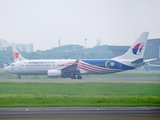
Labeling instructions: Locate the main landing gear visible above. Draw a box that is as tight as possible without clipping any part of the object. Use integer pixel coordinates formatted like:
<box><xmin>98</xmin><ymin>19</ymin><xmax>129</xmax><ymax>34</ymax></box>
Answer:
<box><xmin>71</xmin><ymin>75</ymin><xmax>82</xmax><ymax>79</ymax></box>
<box><xmin>77</xmin><ymin>75</ymin><xmax>82</xmax><ymax>79</ymax></box>
<box><xmin>71</xmin><ymin>74</ymin><xmax>76</xmax><ymax>79</ymax></box>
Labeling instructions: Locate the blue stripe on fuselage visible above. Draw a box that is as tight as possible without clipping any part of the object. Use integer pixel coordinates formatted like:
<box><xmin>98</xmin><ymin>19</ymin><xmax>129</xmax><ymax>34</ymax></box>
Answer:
<box><xmin>81</xmin><ymin>59</ymin><xmax>134</xmax><ymax>70</ymax></box>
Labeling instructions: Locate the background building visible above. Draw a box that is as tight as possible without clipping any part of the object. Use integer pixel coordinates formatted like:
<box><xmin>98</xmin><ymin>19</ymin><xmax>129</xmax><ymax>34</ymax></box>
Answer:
<box><xmin>96</xmin><ymin>39</ymin><xmax>101</xmax><ymax>46</ymax></box>
<box><xmin>0</xmin><ymin>39</ymin><xmax>33</xmax><ymax>53</ymax></box>
<box><xmin>144</xmin><ymin>38</ymin><xmax>160</xmax><ymax>60</ymax></box>
<box><xmin>16</xmin><ymin>44</ymin><xmax>33</xmax><ymax>53</ymax></box>
<box><xmin>143</xmin><ymin>38</ymin><xmax>160</xmax><ymax>70</ymax></box>
<box><xmin>0</xmin><ymin>39</ymin><xmax>10</xmax><ymax>51</ymax></box>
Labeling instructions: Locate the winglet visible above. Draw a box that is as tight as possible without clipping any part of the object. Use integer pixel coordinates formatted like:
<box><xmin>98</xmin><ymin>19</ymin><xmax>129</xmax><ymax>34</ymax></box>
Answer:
<box><xmin>77</xmin><ymin>55</ymin><xmax>81</xmax><ymax>62</ymax></box>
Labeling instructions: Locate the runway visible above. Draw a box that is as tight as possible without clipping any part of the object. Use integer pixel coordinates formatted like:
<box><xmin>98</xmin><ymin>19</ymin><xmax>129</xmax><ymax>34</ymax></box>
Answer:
<box><xmin>0</xmin><ymin>107</ymin><xmax>160</xmax><ymax>120</ymax></box>
<box><xmin>0</xmin><ymin>78</ymin><xmax>160</xmax><ymax>83</ymax></box>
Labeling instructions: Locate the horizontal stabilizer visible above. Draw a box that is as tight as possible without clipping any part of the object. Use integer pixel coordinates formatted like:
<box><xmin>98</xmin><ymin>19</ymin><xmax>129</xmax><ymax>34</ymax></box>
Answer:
<box><xmin>144</xmin><ymin>58</ymin><xmax>157</xmax><ymax>63</ymax></box>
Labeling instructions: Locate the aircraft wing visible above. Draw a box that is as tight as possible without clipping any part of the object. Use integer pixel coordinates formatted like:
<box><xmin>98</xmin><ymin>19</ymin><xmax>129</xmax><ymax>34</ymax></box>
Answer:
<box><xmin>62</xmin><ymin>55</ymin><xmax>81</xmax><ymax>73</ymax></box>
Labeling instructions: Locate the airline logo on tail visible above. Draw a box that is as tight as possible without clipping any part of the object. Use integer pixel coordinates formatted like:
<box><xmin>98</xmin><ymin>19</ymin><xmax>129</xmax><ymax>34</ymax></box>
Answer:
<box><xmin>13</xmin><ymin>52</ymin><xmax>19</xmax><ymax>59</ymax></box>
<box><xmin>132</xmin><ymin>43</ymin><xmax>145</xmax><ymax>55</ymax></box>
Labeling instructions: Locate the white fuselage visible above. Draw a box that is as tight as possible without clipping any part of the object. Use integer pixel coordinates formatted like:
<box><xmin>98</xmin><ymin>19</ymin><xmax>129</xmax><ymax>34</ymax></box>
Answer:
<box><xmin>4</xmin><ymin>58</ymin><xmax>141</xmax><ymax>77</ymax></box>
<box><xmin>5</xmin><ymin>59</ymin><xmax>76</xmax><ymax>75</ymax></box>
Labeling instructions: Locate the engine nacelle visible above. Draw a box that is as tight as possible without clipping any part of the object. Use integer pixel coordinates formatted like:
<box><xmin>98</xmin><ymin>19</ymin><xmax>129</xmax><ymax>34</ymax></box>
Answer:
<box><xmin>47</xmin><ymin>69</ymin><xmax>62</xmax><ymax>77</ymax></box>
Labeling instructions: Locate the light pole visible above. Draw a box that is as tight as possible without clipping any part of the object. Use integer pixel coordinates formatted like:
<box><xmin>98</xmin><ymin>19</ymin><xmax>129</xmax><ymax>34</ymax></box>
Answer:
<box><xmin>85</xmin><ymin>39</ymin><xmax>87</xmax><ymax>59</ymax></box>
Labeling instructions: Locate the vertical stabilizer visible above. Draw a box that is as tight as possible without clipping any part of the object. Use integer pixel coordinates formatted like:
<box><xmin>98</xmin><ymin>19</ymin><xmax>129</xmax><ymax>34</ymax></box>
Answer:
<box><xmin>11</xmin><ymin>44</ymin><xmax>27</xmax><ymax>62</ymax></box>
<box><xmin>115</xmin><ymin>32</ymin><xmax>149</xmax><ymax>61</ymax></box>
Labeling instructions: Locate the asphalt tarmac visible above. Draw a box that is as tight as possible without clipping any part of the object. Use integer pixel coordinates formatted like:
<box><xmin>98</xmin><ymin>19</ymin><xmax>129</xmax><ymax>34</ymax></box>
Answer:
<box><xmin>0</xmin><ymin>107</ymin><xmax>160</xmax><ymax>120</ymax></box>
<box><xmin>0</xmin><ymin>78</ymin><xmax>160</xmax><ymax>83</ymax></box>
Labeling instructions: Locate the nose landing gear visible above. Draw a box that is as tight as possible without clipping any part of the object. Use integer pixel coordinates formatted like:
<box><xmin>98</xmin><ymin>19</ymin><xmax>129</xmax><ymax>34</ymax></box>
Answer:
<box><xmin>17</xmin><ymin>75</ymin><xmax>21</xmax><ymax>79</ymax></box>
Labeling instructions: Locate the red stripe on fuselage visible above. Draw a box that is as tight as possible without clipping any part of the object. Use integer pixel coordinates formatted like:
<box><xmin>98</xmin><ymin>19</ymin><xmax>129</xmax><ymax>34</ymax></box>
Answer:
<box><xmin>78</xmin><ymin>62</ymin><xmax>121</xmax><ymax>73</ymax></box>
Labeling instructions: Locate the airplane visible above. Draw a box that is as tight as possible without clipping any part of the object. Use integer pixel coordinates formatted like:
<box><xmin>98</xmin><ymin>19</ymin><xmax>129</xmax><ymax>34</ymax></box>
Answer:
<box><xmin>5</xmin><ymin>32</ymin><xmax>149</xmax><ymax>79</ymax></box>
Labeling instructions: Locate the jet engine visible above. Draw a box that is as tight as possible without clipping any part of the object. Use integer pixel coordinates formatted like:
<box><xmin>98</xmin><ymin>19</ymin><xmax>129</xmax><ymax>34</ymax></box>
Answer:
<box><xmin>47</xmin><ymin>69</ymin><xmax>61</xmax><ymax>77</ymax></box>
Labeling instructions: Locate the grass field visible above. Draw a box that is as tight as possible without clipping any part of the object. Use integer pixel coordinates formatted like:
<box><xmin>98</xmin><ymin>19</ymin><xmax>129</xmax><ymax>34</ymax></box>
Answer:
<box><xmin>0</xmin><ymin>82</ymin><xmax>160</xmax><ymax>107</ymax></box>
<box><xmin>0</xmin><ymin>72</ymin><xmax>160</xmax><ymax>79</ymax></box>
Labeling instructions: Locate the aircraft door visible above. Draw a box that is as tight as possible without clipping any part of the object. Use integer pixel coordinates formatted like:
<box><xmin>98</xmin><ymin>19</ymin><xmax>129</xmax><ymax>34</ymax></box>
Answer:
<box><xmin>19</xmin><ymin>64</ymin><xmax>23</xmax><ymax>70</ymax></box>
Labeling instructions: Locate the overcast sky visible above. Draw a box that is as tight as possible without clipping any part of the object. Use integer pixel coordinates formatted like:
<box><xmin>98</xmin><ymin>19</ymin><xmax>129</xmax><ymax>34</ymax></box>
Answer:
<box><xmin>0</xmin><ymin>0</ymin><xmax>160</xmax><ymax>51</ymax></box>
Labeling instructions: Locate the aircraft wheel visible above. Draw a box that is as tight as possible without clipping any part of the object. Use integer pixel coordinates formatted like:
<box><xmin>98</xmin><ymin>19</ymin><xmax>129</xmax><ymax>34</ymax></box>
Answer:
<box><xmin>17</xmin><ymin>75</ymin><xmax>21</xmax><ymax>79</ymax></box>
<box><xmin>71</xmin><ymin>75</ymin><xmax>76</xmax><ymax>79</ymax></box>
<box><xmin>77</xmin><ymin>75</ymin><xmax>82</xmax><ymax>79</ymax></box>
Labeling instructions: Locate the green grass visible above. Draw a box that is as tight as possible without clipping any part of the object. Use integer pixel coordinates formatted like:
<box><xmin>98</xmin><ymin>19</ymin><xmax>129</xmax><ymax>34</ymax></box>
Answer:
<box><xmin>84</xmin><ymin>73</ymin><xmax>160</xmax><ymax>78</ymax></box>
<box><xmin>0</xmin><ymin>72</ymin><xmax>54</xmax><ymax>79</ymax></box>
<box><xmin>0</xmin><ymin>82</ymin><xmax>160</xmax><ymax>107</ymax></box>
<box><xmin>0</xmin><ymin>72</ymin><xmax>160</xmax><ymax>79</ymax></box>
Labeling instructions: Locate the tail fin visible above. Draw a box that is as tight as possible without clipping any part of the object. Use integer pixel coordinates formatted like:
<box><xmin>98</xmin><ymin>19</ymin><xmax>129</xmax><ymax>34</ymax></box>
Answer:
<box><xmin>11</xmin><ymin>44</ymin><xmax>27</xmax><ymax>62</ymax></box>
<box><xmin>115</xmin><ymin>32</ymin><xmax>149</xmax><ymax>61</ymax></box>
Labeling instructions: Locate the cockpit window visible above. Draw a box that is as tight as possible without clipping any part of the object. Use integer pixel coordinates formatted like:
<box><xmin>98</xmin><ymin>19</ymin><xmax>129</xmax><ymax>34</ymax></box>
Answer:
<box><xmin>10</xmin><ymin>64</ymin><xmax>14</xmax><ymax>66</ymax></box>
